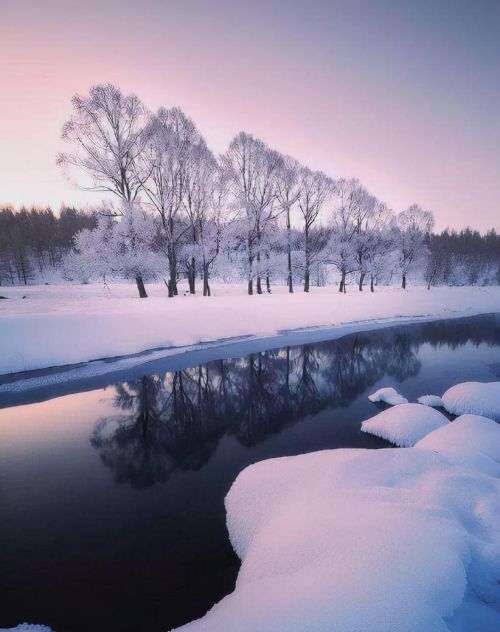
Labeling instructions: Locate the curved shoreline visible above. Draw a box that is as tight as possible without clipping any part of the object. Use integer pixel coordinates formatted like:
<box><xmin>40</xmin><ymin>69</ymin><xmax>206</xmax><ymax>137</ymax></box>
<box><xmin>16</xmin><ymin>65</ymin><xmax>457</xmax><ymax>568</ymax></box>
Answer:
<box><xmin>1</xmin><ymin>310</ymin><xmax>498</xmax><ymax>408</ymax></box>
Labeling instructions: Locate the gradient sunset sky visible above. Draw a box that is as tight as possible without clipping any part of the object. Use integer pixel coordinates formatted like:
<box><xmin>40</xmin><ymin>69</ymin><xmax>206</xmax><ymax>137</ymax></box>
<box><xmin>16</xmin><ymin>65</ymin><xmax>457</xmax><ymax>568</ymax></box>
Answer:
<box><xmin>1</xmin><ymin>0</ymin><xmax>499</xmax><ymax>231</ymax></box>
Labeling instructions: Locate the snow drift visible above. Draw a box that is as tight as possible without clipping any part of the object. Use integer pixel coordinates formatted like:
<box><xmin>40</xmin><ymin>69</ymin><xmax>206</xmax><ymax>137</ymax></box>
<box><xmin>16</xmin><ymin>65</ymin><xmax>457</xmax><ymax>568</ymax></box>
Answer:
<box><xmin>368</xmin><ymin>386</ymin><xmax>408</xmax><ymax>405</ymax></box>
<box><xmin>360</xmin><ymin>403</ymin><xmax>449</xmax><ymax>447</ymax></box>
<box><xmin>176</xmin><ymin>419</ymin><xmax>500</xmax><ymax>632</ymax></box>
<box><xmin>442</xmin><ymin>381</ymin><xmax>500</xmax><ymax>420</ymax></box>
<box><xmin>417</xmin><ymin>394</ymin><xmax>444</xmax><ymax>407</ymax></box>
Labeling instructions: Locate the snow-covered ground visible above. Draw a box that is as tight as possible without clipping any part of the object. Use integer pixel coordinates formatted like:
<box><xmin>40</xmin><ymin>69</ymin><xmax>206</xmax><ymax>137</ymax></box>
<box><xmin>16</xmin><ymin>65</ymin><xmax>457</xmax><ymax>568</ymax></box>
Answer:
<box><xmin>176</xmin><ymin>414</ymin><xmax>500</xmax><ymax>632</ymax></box>
<box><xmin>1</xmin><ymin>283</ymin><xmax>499</xmax><ymax>377</ymax></box>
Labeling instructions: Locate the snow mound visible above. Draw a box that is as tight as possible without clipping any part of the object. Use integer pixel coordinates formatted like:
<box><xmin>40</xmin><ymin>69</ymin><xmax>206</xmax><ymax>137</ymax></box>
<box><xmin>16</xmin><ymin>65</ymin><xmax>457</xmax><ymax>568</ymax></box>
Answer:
<box><xmin>176</xmin><ymin>420</ymin><xmax>500</xmax><ymax>632</ymax></box>
<box><xmin>417</xmin><ymin>394</ymin><xmax>444</xmax><ymax>407</ymax></box>
<box><xmin>442</xmin><ymin>381</ymin><xmax>500</xmax><ymax>420</ymax></box>
<box><xmin>415</xmin><ymin>415</ymin><xmax>500</xmax><ymax>474</ymax></box>
<box><xmin>361</xmin><ymin>403</ymin><xmax>449</xmax><ymax>447</ymax></box>
<box><xmin>368</xmin><ymin>386</ymin><xmax>408</xmax><ymax>405</ymax></box>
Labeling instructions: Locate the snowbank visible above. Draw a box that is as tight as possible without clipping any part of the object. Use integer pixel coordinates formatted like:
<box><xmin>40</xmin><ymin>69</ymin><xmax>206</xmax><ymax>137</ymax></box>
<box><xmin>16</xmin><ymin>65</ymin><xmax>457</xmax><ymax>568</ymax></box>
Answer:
<box><xmin>176</xmin><ymin>418</ymin><xmax>500</xmax><ymax>632</ymax></box>
<box><xmin>417</xmin><ymin>394</ymin><xmax>444</xmax><ymax>407</ymax></box>
<box><xmin>442</xmin><ymin>381</ymin><xmax>500</xmax><ymax>420</ymax></box>
<box><xmin>361</xmin><ymin>403</ymin><xmax>449</xmax><ymax>447</ymax></box>
<box><xmin>1</xmin><ymin>284</ymin><xmax>499</xmax><ymax>376</ymax></box>
<box><xmin>368</xmin><ymin>386</ymin><xmax>408</xmax><ymax>405</ymax></box>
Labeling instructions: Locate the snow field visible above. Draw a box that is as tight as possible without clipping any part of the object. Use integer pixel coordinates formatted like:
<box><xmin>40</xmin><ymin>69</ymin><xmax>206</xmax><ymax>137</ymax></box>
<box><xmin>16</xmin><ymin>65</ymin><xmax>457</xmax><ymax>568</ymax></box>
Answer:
<box><xmin>1</xmin><ymin>283</ymin><xmax>499</xmax><ymax>376</ymax></box>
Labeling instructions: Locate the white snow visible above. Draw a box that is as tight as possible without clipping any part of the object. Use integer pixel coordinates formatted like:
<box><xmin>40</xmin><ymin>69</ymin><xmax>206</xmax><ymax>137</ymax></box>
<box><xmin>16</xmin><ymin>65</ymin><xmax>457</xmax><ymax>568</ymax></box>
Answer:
<box><xmin>175</xmin><ymin>417</ymin><xmax>500</xmax><ymax>632</ymax></box>
<box><xmin>361</xmin><ymin>403</ymin><xmax>449</xmax><ymax>447</ymax></box>
<box><xmin>0</xmin><ymin>284</ymin><xmax>499</xmax><ymax>376</ymax></box>
<box><xmin>368</xmin><ymin>386</ymin><xmax>408</xmax><ymax>405</ymax></box>
<box><xmin>442</xmin><ymin>381</ymin><xmax>500</xmax><ymax>421</ymax></box>
<box><xmin>415</xmin><ymin>414</ymin><xmax>500</xmax><ymax>474</ymax></box>
<box><xmin>417</xmin><ymin>394</ymin><xmax>444</xmax><ymax>407</ymax></box>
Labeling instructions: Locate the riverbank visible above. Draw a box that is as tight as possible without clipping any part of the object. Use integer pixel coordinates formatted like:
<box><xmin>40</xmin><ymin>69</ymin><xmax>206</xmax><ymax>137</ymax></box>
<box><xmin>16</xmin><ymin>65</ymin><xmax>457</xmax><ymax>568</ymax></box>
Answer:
<box><xmin>1</xmin><ymin>283</ymin><xmax>499</xmax><ymax>376</ymax></box>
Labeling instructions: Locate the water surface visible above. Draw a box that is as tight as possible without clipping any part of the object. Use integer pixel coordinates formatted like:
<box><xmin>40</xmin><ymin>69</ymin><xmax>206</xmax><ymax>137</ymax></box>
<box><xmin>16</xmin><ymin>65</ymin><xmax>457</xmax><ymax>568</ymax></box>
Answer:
<box><xmin>1</xmin><ymin>314</ymin><xmax>499</xmax><ymax>632</ymax></box>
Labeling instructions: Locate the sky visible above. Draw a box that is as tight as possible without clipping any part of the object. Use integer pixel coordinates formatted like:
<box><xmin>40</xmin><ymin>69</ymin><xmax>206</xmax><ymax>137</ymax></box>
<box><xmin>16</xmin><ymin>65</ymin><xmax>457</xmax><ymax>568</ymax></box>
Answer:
<box><xmin>1</xmin><ymin>0</ymin><xmax>499</xmax><ymax>231</ymax></box>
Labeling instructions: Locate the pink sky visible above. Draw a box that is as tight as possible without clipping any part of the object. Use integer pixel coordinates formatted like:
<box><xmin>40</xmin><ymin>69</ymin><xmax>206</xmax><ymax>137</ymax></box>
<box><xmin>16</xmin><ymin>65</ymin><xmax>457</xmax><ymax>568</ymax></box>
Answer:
<box><xmin>1</xmin><ymin>0</ymin><xmax>499</xmax><ymax>231</ymax></box>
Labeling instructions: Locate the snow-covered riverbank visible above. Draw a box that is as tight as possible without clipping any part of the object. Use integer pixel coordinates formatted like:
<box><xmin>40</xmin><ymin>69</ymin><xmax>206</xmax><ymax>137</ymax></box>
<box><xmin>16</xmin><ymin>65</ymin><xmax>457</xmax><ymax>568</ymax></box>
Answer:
<box><xmin>1</xmin><ymin>283</ymin><xmax>499</xmax><ymax>376</ymax></box>
<box><xmin>176</xmin><ymin>410</ymin><xmax>500</xmax><ymax>632</ymax></box>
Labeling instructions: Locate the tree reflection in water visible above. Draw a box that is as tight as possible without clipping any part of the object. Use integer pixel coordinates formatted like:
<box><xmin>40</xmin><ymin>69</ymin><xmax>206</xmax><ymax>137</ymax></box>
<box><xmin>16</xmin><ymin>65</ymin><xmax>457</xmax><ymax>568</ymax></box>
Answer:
<box><xmin>91</xmin><ymin>315</ymin><xmax>500</xmax><ymax>488</ymax></box>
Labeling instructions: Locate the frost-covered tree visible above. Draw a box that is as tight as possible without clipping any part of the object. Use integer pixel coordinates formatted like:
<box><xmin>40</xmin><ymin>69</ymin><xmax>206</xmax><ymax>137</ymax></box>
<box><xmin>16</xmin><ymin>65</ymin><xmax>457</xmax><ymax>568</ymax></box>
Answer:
<box><xmin>139</xmin><ymin>107</ymin><xmax>205</xmax><ymax>297</ymax></box>
<box><xmin>394</xmin><ymin>204</ymin><xmax>434</xmax><ymax>289</ymax></box>
<box><xmin>298</xmin><ymin>168</ymin><xmax>332</xmax><ymax>292</ymax></box>
<box><xmin>327</xmin><ymin>178</ymin><xmax>367</xmax><ymax>292</ymax></box>
<box><xmin>363</xmin><ymin>203</ymin><xmax>395</xmax><ymax>291</ymax></box>
<box><xmin>222</xmin><ymin>133</ymin><xmax>281</xmax><ymax>294</ymax></box>
<box><xmin>192</xmin><ymin>163</ymin><xmax>238</xmax><ymax>296</ymax></box>
<box><xmin>275</xmin><ymin>155</ymin><xmax>301</xmax><ymax>293</ymax></box>
<box><xmin>66</xmin><ymin>202</ymin><xmax>161</xmax><ymax>290</ymax></box>
<box><xmin>58</xmin><ymin>83</ymin><xmax>149</xmax><ymax>296</ymax></box>
<box><xmin>182</xmin><ymin>141</ymin><xmax>218</xmax><ymax>294</ymax></box>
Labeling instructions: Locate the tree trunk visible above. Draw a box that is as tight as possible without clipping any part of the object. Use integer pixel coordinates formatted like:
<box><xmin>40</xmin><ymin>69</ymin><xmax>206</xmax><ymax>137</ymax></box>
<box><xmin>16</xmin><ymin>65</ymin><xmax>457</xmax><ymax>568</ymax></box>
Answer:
<box><xmin>402</xmin><ymin>273</ymin><xmax>406</xmax><ymax>290</ymax></box>
<box><xmin>247</xmin><ymin>239</ymin><xmax>254</xmax><ymax>295</ymax></box>
<box><xmin>287</xmin><ymin>230</ymin><xmax>293</xmax><ymax>293</ymax></box>
<box><xmin>304</xmin><ymin>226</ymin><xmax>309</xmax><ymax>292</ymax></box>
<box><xmin>370</xmin><ymin>275</ymin><xmax>374</xmax><ymax>292</ymax></box>
<box><xmin>167</xmin><ymin>249</ymin><xmax>178</xmax><ymax>297</ymax></box>
<box><xmin>304</xmin><ymin>270</ymin><xmax>310</xmax><ymax>293</ymax></box>
<box><xmin>135</xmin><ymin>274</ymin><xmax>147</xmax><ymax>298</ymax></box>
<box><xmin>203</xmin><ymin>262</ymin><xmax>211</xmax><ymax>296</ymax></box>
<box><xmin>256</xmin><ymin>227</ymin><xmax>262</xmax><ymax>294</ymax></box>
<box><xmin>188</xmin><ymin>256</ymin><xmax>196</xmax><ymax>294</ymax></box>
<box><xmin>339</xmin><ymin>272</ymin><xmax>345</xmax><ymax>293</ymax></box>
<box><xmin>358</xmin><ymin>272</ymin><xmax>365</xmax><ymax>291</ymax></box>
<box><xmin>256</xmin><ymin>250</ymin><xmax>262</xmax><ymax>294</ymax></box>
<box><xmin>266</xmin><ymin>273</ymin><xmax>271</xmax><ymax>293</ymax></box>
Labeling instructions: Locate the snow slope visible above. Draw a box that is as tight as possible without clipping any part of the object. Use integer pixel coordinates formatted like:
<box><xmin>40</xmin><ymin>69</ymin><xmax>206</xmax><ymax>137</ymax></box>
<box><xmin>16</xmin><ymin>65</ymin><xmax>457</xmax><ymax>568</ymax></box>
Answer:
<box><xmin>176</xmin><ymin>419</ymin><xmax>500</xmax><ymax>632</ymax></box>
<box><xmin>1</xmin><ymin>284</ymin><xmax>499</xmax><ymax>376</ymax></box>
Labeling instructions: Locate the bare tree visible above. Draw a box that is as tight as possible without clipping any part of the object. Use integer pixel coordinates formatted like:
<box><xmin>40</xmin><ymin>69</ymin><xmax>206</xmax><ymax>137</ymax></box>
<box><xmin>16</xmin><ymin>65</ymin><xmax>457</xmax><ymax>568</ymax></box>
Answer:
<box><xmin>58</xmin><ymin>83</ymin><xmax>149</xmax><ymax>297</ymax></box>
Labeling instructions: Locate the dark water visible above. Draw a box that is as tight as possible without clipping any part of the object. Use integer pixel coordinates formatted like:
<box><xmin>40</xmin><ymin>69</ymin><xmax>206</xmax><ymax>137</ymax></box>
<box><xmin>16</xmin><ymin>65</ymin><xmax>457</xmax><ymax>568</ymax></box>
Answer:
<box><xmin>1</xmin><ymin>314</ymin><xmax>499</xmax><ymax>632</ymax></box>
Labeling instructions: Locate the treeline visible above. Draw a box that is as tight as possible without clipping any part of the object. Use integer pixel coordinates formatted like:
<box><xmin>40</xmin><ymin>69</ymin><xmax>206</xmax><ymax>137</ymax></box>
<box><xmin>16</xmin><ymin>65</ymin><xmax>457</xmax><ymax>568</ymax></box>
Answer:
<box><xmin>2</xmin><ymin>83</ymin><xmax>499</xmax><ymax>293</ymax></box>
<box><xmin>1</xmin><ymin>203</ymin><xmax>498</xmax><ymax>290</ymax></box>
<box><xmin>0</xmin><ymin>206</ymin><xmax>96</xmax><ymax>285</ymax></box>
<box><xmin>425</xmin><ymin>229</ymin><xmax>500</xmax><ymax>287</ymax></box>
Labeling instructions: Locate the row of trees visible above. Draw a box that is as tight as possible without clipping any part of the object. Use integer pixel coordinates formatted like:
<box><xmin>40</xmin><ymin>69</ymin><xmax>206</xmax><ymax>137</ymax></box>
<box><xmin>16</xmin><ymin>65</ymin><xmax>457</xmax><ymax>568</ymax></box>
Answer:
<box><xmin>2</xmin><ymin>84</ymin><xmax>499</xmax><ymax>293</ymax></box>
<box><xmin>2</xmin><ymin>203</ymin><xmax>498</xmax><ymax>290</ymax></box>
<box><xmin>57</xmin><ymin>84</ymin><xmax>439</xmax><ymax>298</ymax></box>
